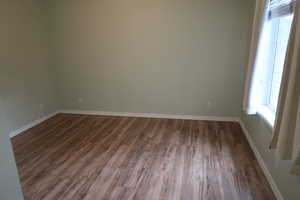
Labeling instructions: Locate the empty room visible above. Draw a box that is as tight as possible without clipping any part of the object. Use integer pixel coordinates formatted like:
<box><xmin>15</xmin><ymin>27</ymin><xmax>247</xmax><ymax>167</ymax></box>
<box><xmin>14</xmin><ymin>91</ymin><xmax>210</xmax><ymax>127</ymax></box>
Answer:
<box><xmin>1</xmin><ymin>0</ymin><xmax>300</xmax><ymax>199</ymax></box>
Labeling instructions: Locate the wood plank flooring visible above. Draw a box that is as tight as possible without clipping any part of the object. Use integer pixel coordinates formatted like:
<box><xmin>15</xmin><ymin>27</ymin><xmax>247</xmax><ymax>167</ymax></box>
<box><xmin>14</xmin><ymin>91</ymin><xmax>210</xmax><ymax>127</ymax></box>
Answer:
<box><xmin>11</xmin><ymin>114</ymin><xmax>276</xmax><ymax>200</ymax></box>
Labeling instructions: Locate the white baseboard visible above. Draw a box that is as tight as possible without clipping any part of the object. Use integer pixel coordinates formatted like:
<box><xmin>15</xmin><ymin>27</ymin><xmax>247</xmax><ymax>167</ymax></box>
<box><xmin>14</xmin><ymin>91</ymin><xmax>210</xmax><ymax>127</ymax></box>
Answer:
<box><xmin>9</xmin><ymin>111</ymin><xmax>59</xmax><ymax>138</ymax></box>
<box><xmin>8</xmin><ymin>109</ymin><xmax>239</xmax><ymax>138</ymax></box>
<box><xmin>238</xmin><ymin>119</ymin><xmax>284</xmax><ymax>200</ymax></box>
<box><xmin>59</xmin><ymin>110</ymin><xmax>240</xmax><ymax>122</ymax></box>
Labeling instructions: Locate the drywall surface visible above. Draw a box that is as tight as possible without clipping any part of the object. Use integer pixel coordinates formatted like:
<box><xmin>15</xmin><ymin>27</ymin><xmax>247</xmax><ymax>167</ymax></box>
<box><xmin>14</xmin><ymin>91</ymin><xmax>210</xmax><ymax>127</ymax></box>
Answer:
<box><xmin>50</xmin><ymin>0</ymin><xmax>251</xmax><ymax>117</ymax></box>
<box><xmin>0</xmin><ymin>119</ymin><xmax>24</xmax><ymax>200</ymax></box>
<box><xmin>241</xmin><ymin>114</ymin><xmax>300</xmax><ymax>200</ymax></box>
<box><xmin>0</xmin><ymin>0</ymin><xmax>60</xmax><ymax>135</ymax></box>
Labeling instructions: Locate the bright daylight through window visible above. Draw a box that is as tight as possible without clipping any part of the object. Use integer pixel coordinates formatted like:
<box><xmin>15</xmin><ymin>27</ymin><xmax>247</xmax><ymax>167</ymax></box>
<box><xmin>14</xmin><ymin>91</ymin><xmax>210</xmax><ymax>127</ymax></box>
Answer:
<box><xmin>257</xmin><ymin>0</ymin><xmax>294</xmax><ymax>126</ymax></box>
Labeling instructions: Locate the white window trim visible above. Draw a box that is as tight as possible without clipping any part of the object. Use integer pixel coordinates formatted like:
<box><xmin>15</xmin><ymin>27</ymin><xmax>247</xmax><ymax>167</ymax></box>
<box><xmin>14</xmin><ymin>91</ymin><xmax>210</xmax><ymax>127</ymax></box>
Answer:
<box><xmin>257</xmin><ymin>105</ymin><xmax>276</xmax><ymax>129</ymax></box>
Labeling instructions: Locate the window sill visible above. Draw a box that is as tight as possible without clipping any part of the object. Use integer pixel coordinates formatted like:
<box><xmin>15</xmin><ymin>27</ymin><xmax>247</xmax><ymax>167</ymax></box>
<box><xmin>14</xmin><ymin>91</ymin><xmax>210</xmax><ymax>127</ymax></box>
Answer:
<box><xmin>257</xmin><ymin>105</ymin><xmax>275</xmax><ymax>130</ymax></box>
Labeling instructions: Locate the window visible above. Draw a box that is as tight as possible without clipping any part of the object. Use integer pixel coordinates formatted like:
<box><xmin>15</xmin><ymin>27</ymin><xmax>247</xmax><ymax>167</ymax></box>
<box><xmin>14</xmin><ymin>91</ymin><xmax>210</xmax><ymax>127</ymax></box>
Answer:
<box><xmin>264</xmin><ymin>14</ymin><xmax>293</xmax><ymax>112</ymax></box>
<box><xmin>257</xmin><ymin>0</ymin><xmax>294</xmax><ymax>126</ymax></box>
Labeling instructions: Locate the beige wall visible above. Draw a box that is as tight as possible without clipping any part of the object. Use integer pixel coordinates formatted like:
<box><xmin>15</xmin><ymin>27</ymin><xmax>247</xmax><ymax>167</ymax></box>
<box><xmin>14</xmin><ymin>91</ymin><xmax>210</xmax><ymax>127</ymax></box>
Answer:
<box><xmin>0</xmin><ymin>0</ymin><xmax>60</xmax><ymax>135</ymax></box>
<box><xmin>0</xmin><ymin>0</ymin><xmax>62</xmax><ymax>199</ymax></box>
<box><xmin>0</xmin><ymin>110</ymin><xmax>24</xmax><ymax>200</ymax></box>
<box><xmin>50</xmin><ymin>0</ymin><xmax>252</xmax><ymax>117</ymax></box>
<box><xmin>0</xmin><ymin>88</ymin><xmax>24</xmax><ymax>199</ymax></box>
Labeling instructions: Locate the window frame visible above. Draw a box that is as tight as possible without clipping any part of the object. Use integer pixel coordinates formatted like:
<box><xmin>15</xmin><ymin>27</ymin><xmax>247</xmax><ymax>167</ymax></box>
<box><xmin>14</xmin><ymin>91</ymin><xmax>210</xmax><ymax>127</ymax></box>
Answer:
<box><xmin>256</xmin><ymin>2</ymin><xmax>294</xmax><ymax>128</ymax></box>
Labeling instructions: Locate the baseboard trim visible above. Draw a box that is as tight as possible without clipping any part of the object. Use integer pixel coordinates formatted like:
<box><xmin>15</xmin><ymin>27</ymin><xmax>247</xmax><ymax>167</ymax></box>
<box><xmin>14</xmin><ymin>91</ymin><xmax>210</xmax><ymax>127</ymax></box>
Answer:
<box><xmin>9</xmin><ymin>111</ymin><xmax>59</xmax><ymax>138</ymax></box>
<box><xmin>238</xmin><ymin>119</ymin><xmax>284</xmax><ymax>200</ymax></box>
<box><xmin>59</xmin><ymin>110</ymin><xmax>240</xmax><ymax>122</ymax></box>
<box><xmin>8</xmin><ymin>110</ymin><xmax>240</xmax><ymax>138</ymax></box>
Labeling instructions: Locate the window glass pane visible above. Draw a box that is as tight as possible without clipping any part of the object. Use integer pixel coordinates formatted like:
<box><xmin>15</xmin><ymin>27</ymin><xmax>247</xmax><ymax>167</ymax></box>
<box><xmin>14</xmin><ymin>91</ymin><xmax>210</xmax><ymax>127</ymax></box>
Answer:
<box><xmin>267</xmin><ymin>14</ymin><xmax>293</xmax><ymax>112</ymax></box>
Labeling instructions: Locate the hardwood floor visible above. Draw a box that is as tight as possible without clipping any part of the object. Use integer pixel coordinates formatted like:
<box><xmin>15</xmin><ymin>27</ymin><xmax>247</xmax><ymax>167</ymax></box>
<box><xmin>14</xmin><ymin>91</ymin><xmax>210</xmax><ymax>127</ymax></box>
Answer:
<box><xmin>11</xmin><ymin>114</ymin><xmax>276</xmax><ymax>200</ymax></box>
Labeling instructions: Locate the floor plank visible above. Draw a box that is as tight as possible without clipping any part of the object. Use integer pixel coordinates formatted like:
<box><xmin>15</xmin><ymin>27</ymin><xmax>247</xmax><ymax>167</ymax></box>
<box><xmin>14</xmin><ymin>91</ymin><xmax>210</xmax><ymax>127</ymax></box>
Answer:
<box><xmin>11</xmin><ymin>114</ymin><xmax>276</xmax><ymax>200</ymax></box>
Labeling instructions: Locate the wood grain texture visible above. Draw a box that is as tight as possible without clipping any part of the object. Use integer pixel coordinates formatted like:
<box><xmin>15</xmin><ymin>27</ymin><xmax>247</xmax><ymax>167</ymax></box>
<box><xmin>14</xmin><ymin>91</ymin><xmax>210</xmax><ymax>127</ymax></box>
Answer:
<box><xmin>11</xmin><ymin>114</ymin><xmax>276</xmax><ymax>200</ymax></box>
